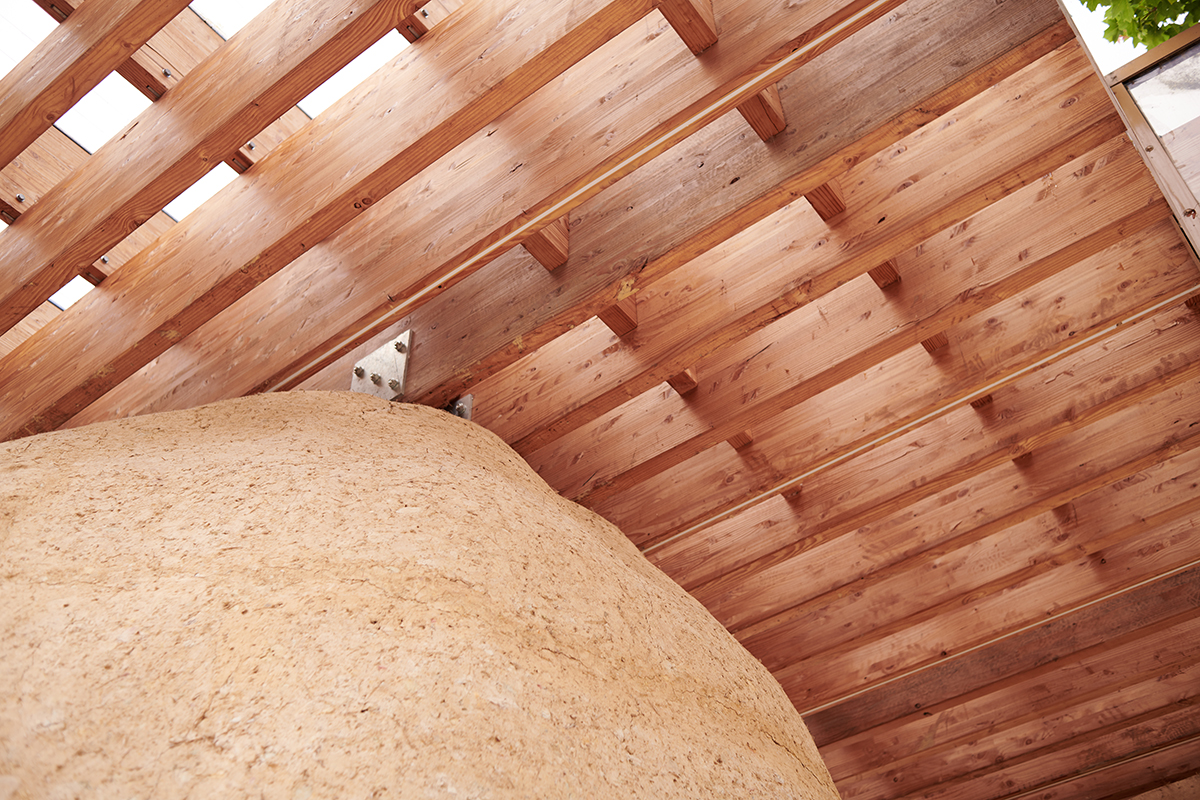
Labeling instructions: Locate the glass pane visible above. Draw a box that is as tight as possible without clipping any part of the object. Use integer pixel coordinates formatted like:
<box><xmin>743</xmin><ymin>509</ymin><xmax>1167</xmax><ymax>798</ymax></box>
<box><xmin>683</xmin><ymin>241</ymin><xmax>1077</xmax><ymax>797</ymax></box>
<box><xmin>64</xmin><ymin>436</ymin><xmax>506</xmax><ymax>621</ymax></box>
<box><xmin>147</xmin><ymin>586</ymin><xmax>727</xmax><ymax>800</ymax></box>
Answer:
<box><xmin>1129</xmin><ymin>38</ymin><xmax>1200</xmax><ymax>195</ymax></box>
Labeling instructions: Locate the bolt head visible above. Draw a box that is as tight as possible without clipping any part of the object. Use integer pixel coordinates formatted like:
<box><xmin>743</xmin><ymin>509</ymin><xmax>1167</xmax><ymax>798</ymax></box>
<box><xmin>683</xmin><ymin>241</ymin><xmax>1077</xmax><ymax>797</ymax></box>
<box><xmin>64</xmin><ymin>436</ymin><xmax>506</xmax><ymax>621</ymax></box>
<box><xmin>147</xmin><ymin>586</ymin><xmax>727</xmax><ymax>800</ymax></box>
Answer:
<box><xmin>15</xmin><ymin>194</ymin><xmax>25</xmax><ymax>203</ymax></box>
<box><xmin>370</xmin><ymin>373</ymin><xmax>382</xmax><ymax>385</ymax></box>
<box><xmin>388</xmin><ymin>379</ymin><xmax>400</xmax><ymax>391</ymax></box>
<box><xmin>354</xmin><ymin>366</ymin><xmax>365</xmax><ymax>378</ymax></box>
<box><xmin>395</xmin><ymin>341</ymin><xmax>407</xmax><ymax>353</ymax></box>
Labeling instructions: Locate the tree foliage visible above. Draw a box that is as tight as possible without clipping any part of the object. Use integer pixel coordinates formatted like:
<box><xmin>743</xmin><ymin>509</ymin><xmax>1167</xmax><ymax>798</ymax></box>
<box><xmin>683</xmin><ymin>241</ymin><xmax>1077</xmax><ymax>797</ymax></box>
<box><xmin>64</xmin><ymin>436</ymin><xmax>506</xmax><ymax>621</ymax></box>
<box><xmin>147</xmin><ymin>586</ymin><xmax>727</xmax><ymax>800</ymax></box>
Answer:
<box><xmin>1083</xmin><ymin>0</ymin><xmax>1200</xmax><ymax>48</ymax></box>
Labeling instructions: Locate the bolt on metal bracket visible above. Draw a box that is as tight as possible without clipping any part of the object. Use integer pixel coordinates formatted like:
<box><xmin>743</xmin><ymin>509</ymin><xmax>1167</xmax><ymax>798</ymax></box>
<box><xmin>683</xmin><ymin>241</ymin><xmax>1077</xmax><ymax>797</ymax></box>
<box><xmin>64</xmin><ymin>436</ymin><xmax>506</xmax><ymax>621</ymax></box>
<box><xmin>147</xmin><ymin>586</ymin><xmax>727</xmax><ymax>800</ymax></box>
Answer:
<box><xmin>350</xmin><ymin>330</ymin><xmax>412</xmax><ymax>401</ymax></box>
<box><xmin>445</xmin><ymin>394</ymin><xmax>473</xmax><ymax>420</ymax></box>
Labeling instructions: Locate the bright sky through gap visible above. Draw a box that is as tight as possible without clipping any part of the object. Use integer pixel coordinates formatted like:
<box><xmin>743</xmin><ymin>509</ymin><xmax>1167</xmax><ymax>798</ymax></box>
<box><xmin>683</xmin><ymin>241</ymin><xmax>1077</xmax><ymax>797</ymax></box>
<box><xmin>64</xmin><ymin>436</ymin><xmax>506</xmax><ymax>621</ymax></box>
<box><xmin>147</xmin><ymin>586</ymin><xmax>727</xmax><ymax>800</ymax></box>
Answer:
<box><xmin>164</xmin><ymin>162</ymin><xmax>241</xmax><ymax>221</ymax></box>
<box><xmin>298</xmin><ymin>29</ymin><xmax>410</xmax><ymax>118</ymax></box>
<box><xmin>188</xmin><ymin>0</ymin><xmax>275</xmax><ymax>40</ymax></box>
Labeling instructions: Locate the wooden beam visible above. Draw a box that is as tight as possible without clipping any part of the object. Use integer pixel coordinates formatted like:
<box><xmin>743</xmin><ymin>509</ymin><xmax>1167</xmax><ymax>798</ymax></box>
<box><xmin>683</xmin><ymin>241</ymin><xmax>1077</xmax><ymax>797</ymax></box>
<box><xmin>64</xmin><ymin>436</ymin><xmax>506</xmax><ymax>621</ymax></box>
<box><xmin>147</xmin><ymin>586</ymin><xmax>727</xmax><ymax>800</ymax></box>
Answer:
<box><xmin>0</xmin><ymin>0</ymin><xmax>415</xmax><ymax>336</ymax></box>
<box><xmin>2</xmin><ymin>0</ymin><xmax>676</xmax><ymax>439</ymax></box>
<box><xmin>0</xmin><ymin>0</ymin><xmax>192</xmax><ymax>170</ymax></box>
<box><xmin>0</xmin><ymin>126</ymin><xmax>86</xmax><ymax>221</ymax></box>
<box><xmin>524</xmin><ymin>135</ymin><xmax>1163</xmax><ymax>503</ymax></box>
<box><xmin>0</xmin><ymin>302</ymin><xmax>60</xmax><ymax>360</ymax></box>
<box><xmin>48</xmin><ymin>0</ymin><xmax>936</xmax><ymax>432</ymax></box>
<box><xmin>522</xmin><ymin>214</ymin><xmax>571</xmax><ymax>271</ymax></box>
<box><xmin>657</xmin><ymin>0</ymin><xmax>717</xmax><ymax>55</ymax></box>
<box><xmin>598</xmin><ymin>296</ymin><xmax>639</xmax><ymax>337</ymax></box>
<box><xmin>804</xmin><ymin>178</ymin><xmax>846</xmax><ymax>221</ymax></box>
<box><xmin>736</xmin><ymin>84</ymin><xmax>786</xmax><ymax>141</ymax></box>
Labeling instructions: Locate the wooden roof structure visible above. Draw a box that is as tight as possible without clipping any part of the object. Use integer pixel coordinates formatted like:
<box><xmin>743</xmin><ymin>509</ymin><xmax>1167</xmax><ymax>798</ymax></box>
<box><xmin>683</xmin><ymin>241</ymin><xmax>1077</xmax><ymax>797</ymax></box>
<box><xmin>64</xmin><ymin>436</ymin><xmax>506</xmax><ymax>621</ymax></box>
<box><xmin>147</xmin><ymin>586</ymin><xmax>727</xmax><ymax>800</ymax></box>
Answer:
<box><xmin>3</xmin><ymin>0</ymin><xmax>1200</xmax><ymax>796</ymax></box>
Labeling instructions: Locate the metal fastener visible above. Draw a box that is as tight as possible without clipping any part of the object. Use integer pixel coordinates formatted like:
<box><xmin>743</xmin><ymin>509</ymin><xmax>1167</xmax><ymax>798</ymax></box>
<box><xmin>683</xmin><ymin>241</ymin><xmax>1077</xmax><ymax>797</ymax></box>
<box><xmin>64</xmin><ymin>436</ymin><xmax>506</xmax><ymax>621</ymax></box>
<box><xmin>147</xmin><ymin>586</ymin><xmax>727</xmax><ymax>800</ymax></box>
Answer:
<box><xmin>395</xmin><ymin>341</ymin><xmax>407</xmax><ymax>353</ymax></box>
<box><xmin>354</xmin><ymin>366</ymin><xmax>365</xmax><ymax>378</ymax></box>
<box><xmin>1185</xmin><ymin>208</ymin><xmax>1197</xmax><ymax>219</ymax></box>
<box><xmin>388</xmin><ymin>379</ymin><xmax>401</xmax><ymax>391</ymax></box>
<box><xmin>247</xmin><ymin>142</ymin><xmax>255</xmax><ymax>150</ymax></box>
<box><xmin>100</xmin><ymin>256</ymin><xmax>109</xmax><ymax>264</ymax></box>
<box><xmin>370</xmin><ymin>373</ymin><xmax>382</xmax><ymax>385</ymax></box>
<box><xmin>163</xmin><ymin>68</ymin><xmax>172</xmax><ymax>78</ymax></box>
<box><xmin>15</xmin><ymin>194</ymin><xmax>24</xmax><ymax>203</ymax></box>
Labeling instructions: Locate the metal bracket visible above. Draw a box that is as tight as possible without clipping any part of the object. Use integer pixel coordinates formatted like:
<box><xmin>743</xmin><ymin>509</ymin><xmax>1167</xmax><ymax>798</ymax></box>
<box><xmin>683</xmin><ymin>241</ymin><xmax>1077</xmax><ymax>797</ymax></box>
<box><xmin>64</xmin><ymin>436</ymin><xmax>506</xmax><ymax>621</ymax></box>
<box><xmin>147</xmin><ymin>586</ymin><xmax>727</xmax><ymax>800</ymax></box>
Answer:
<box><xmin>350</xmin><ymin>330</ymin><xmax>412</xmax><ymax>400</ymax></box>
<box><xmin>445</xmin><ymin>394</ymin><xmax>473</xmax><ymax>420</ymax></box>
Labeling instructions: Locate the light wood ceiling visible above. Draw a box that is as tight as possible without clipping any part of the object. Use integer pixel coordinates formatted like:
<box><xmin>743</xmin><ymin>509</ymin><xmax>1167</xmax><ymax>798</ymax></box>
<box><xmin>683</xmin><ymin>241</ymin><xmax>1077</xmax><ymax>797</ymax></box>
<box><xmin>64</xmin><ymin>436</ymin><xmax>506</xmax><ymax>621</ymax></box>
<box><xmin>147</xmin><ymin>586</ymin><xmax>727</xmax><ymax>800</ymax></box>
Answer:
<box><xmin>2</xmin><ymin>0</ymin><xmax>1199</xmax><ymax>796</ymax></box>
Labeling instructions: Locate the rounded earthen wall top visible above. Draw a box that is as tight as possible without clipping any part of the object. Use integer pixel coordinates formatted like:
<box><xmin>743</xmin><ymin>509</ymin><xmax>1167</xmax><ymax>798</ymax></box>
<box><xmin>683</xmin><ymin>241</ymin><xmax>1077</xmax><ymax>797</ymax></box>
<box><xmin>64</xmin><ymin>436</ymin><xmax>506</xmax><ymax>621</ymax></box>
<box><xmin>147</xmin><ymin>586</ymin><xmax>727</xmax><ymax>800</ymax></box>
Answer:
<box><xmin>0</xmin><ymin>392</ymin><xmax>838</xmax><ymax>799</ymax></box>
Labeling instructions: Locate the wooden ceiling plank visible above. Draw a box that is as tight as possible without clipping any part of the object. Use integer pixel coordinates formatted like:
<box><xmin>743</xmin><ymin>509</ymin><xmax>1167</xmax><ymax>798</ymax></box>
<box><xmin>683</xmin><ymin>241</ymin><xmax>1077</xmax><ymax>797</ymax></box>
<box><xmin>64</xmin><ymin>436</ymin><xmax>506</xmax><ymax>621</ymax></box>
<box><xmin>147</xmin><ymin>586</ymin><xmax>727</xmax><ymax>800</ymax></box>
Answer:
<box><xmin>840</xmin><ymin>670</ymin><xmax>1200</xmax><ymax>798</ymax></box>
<box><xmin>907</xmin><ymin>706</ymin><xmax>1200</xmax><ymax>800</ymax></box>
<box><xmin>738</xmin><ymin>437</ymin><xmax>1200</xmax><ymax>673</ymax></box>
<box><xmin>736</xmin><ymin>83</ymin><xmax>787</xmax><ymax>141</ymax></box>
<box><xmin>773</xmin><ymin>485</ymin><xmax>1200</xmax><ymax>710</ymax></box>
<box><xmin>685</xmin><ymin>300</ymin><xmax>1200</xmax><ymax>633</ymax></box>
<box><xmin>802</xmin><ymin>565</ymin><xmax>1200</xmax><ymax>745</ymax></box>
<box><xmin>59</xmin><ymin>0</ymin><xmax>1002</xmax><ymax>430</ymax></box>
<box><xmin>285</xmin><ymin>0</ymin><xmax>1073</xmax><ymax>411</ymax></box>
<box><xmin>603</xmin><ymin>219</ymin><xmax>1197</xmax><ymax>547</ymax></box>
<box><xmin>526</xmin><ymin>133</ymin><xmax>1163</xmax><ymax>502</ymax></box>
<box><xmin>656</xmin><ymin>0</ymin><xmax>717</xmax><ymax>54</ymax></box>
<box><xmin>0</xmin><ymin>0</ymin><xmax>192</xmax><ymax>171</ymax></box>
<box><xmin>0</xmin><ymin>0</ymin><xmax>417</xmax><ymax>337</ymax></box>
<box><xmin>0</xmin><ymin>0</ymin><xmax>671</xmax><ymax>440</ymax></box>
<box><xmin>465</xmin><ymin>40</ymin><xmax>1113</xmax><ymax>454</ymax></box>
<box><xmin>1025</xmin><ymin>754</ymin><xmax>1200</xmax><ymax>800</ymax></box>
<box><xmin>522</xmin><ymin>214</ymin><xmax>571</xmax><ymax>272</ymax></box>
<box><xmin>821</xmin><ymin>613</ymin><xmax>1200</xmax><ymax>782</ymax></box>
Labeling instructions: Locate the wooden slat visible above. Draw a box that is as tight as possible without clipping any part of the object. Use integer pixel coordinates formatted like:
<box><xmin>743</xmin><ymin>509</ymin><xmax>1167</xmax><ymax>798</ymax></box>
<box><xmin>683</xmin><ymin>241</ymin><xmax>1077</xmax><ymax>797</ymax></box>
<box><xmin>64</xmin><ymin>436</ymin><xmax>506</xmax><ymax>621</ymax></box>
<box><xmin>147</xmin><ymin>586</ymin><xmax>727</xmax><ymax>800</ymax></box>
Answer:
<box><xmin>738</xmin><ymin>436</ymin><xmax>1200</xmax><ymax>673</ymax></box>
<box><xmin>522</xmin><ymin>214</ymin><xmax>571</xmax><ymax>271</ymax></box>
<box><xmin>803</xmin><ymin>565</ymin><xmax>1200</xmax><ymax>745</ymax></box>
<box><xmin>525</xmin><ymin>134</ymin><xmax>1165</xmax><ymax>503</ymax></box>
<box><xmin>736</xmin><ymin>84</ymin><xmax>786</xmax><ymax>141</ymax></box>
<box><xmin>227</xmin><ymin>108</ymin><xmax>312</xmax><ymax>173</ymax></box>
<box><xmin>4</xmin><ymin>0</ymin><xmax>686</xmax><ymax>439</ymax></box>
<box><xmin>822</xmin><ymin>613</ymin><xmax>1200</xmax><ymax>783</ymax></box>
<box><xmin>0</xmin><ymin>0</ymin><xmax>192</xmax><ymax>170</ymax></box>
<box><xmin>727</xmin><ymin>429</ymin><xmax>754</xmax><ymax>449</ymax></box>
<box><xmin>461</xmin><ymin>40</ymin><xmax>1114</xmax><ymax>455</ymax></box>
<box><xmin>65</xmin><ymin>0</ymin><xmax>1071</xmax><ymax>429</ymax></box>
<box><xmin>0</xmin><ymin>0</ymin><xmax>415</xmax><ymax>336</ymax></box>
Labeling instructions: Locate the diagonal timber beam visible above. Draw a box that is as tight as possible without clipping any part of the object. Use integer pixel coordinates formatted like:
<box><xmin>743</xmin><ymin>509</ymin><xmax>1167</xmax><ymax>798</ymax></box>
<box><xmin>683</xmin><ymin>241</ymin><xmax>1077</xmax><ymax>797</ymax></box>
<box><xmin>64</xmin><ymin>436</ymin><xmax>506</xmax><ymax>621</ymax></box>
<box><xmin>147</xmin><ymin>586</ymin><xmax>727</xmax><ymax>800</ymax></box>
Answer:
<box><xmin>10</xmin><ymin>0</ymin><xmax>916</xmax><ymax>438</ymax></box>
<box><xmin>65</xmin><ymin>0</ymin><xmax>1073</xmax><ymax>430</ymax></box>
<box><xmin>0</xmin><ymin>0</ymin><xmax>192</xmax><ymax>171</ymax></box>
<box><xmin>0</xmin><ymin>0</ymin><xmax>666</xmax><ymax>439</ymax></box>
<box><xmin>0</xmin><ymin>0</ymin><xmax>416</xmax><ymax>337</ymax></box>
<box><xmin>736</xmin><ymin>84</ymin><xmax>787</xmax><ymax>141</ymax></box>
